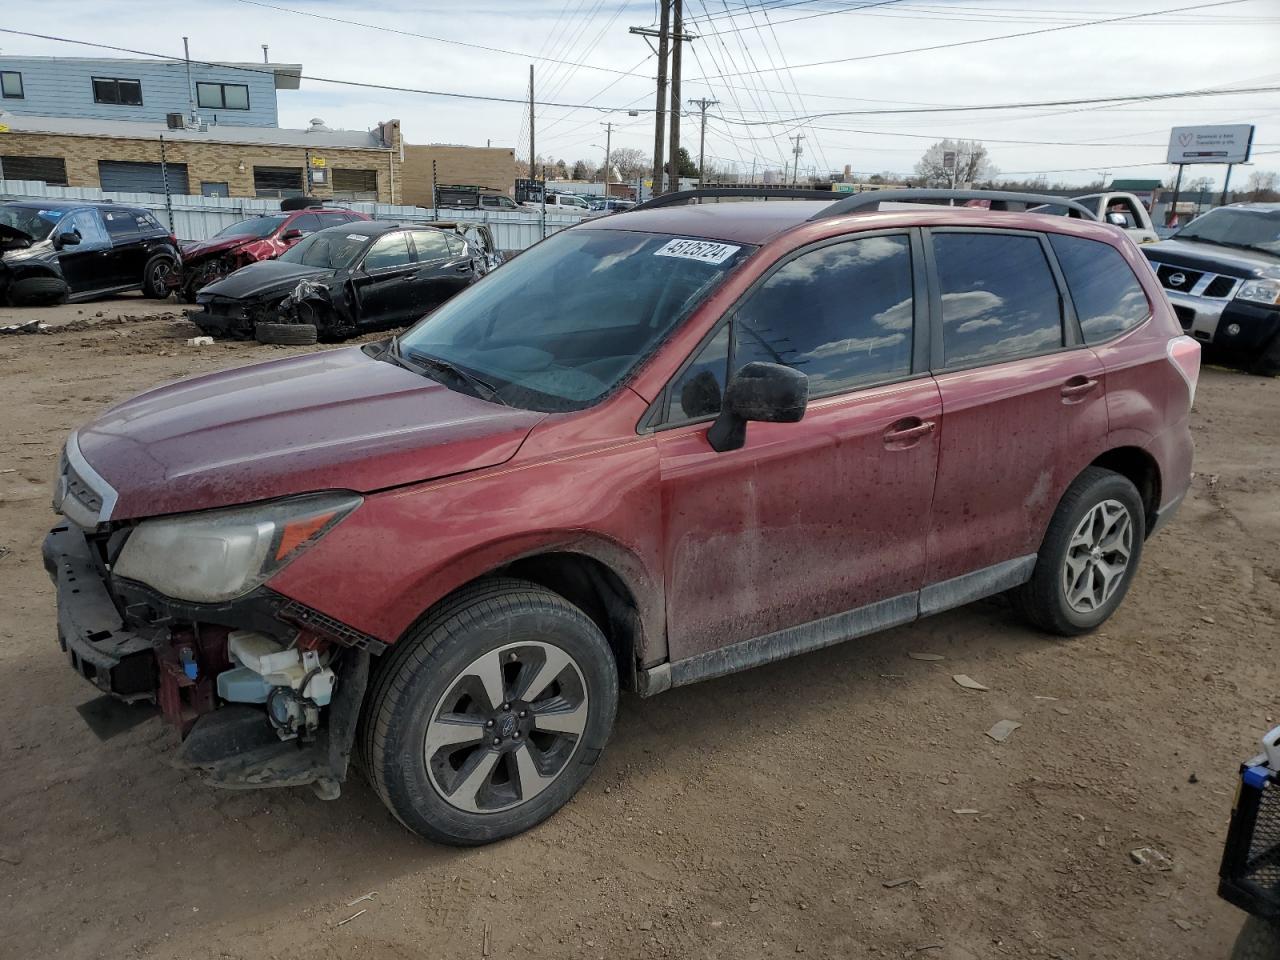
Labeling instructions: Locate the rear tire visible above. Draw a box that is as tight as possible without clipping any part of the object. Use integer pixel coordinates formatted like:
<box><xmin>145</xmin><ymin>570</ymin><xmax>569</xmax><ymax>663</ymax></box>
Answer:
<box><xmin>141</xmin><ymin>255</ymin><xmax>177</xmax><ymax>299</ymax></box>
<box><xmin>360</xmin><ymin>578</ymin><xmax>618</xmax><ymax>845</ymax></box>
<box><xmin>9</xmin><ymin>275</ymin><xmax>69</xmax><ymax>306</ymax></box>
<box><xmin>254</xmin><ymin>321</ymin><xmax>317</xmax><ymax>345</ymax></box>
<box><xmin>1230</xmin><ymin>917</ymin><xmax>1280</xmax><ymax>960</ymax></box>
<box><xmin>1015</xmin><ymin>466</ymin><xmax>1146</xmax><ymax>636</ymax></box>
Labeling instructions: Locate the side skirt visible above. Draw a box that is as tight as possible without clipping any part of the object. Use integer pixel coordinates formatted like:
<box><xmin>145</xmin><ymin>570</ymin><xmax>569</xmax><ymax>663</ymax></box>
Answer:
<box><xmin>639</xmin><ymin>554</ymin><xmax>1037</xmax><ymax>696</ymax></box>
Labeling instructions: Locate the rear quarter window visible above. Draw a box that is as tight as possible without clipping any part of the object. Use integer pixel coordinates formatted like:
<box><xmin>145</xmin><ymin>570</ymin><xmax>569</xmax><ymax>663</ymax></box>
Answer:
<box><xmin>1048</xmin><ymin>234</ymin><xmax>1151</xmax><ymax>344</ymax></box>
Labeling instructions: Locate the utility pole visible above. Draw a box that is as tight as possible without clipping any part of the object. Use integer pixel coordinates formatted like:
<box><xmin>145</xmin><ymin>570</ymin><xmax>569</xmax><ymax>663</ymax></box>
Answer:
<box><xmin>602</xmin><ymin>122</ymin><xmax>613</xmax><ymax>198</ymax></box>
<box><xmin>788</xmin><ymin>133</ymin><xmax>805</xmax><ymax>187</ymax></box>
<box><xmin>1098</xmin><ymin>169</ymin><xmax>1110</xmax><ymax>190</ymax></box>
<box><xmin>668</xmin><ymin>0</ymin><xmax>684</xmax><ymax>194</ymax></box>
<box><xmin>688</xmin><ymin>97</ymin><xmax>718</xmax><ymax>185</ymax></box>
<box><xmin>528</xmin><ymin>65</ymin><xmax>536</xmax><ymax>180</ymax></box>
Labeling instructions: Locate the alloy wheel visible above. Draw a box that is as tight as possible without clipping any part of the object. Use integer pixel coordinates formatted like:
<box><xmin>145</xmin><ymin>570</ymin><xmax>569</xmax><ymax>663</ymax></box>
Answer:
<box><xmin>424</xmin><ymin>641</ymin><xmax>589</xmax><ymax>814</ymax></box>
<box><xmin>1062</xmin><ymin>498</ymin><xmax>1133</xmax><ymax>613</ymax></box>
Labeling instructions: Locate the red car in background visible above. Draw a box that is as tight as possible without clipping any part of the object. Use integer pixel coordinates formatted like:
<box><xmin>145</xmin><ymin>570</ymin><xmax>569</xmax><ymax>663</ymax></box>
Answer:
<box><xmin>170</xmin><ymin>205</ymin><xmax>370</xmax><ymax>302</ymax></box>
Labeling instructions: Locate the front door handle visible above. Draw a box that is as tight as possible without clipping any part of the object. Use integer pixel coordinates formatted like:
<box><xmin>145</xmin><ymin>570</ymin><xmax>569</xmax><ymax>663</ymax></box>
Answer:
<box><xmin>883</xmin><ymin>417</ymin><xmax>936</xmax><ymax>448</ymax></box>
<box><xmin>1060</xmin><ymin>376</ymin><xmax>1099</xmax><ymax>401</ymax></box>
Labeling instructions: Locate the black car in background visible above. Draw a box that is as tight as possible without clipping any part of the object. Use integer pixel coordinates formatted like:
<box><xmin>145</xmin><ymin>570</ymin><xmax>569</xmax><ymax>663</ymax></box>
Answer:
<box><xmin>0</xmin><ymin>200</ymin><xmax>179</xmax><ymax>306</ymax></box>
<box><xmin>194</xmin><ymin>220</ymin><xmax>482</xmax><ymax>344</ymax></box>
<box><xmin>1142</xmin><ymin>203</ymin><xmax>1280</xmax><ymax>376</ymax></box>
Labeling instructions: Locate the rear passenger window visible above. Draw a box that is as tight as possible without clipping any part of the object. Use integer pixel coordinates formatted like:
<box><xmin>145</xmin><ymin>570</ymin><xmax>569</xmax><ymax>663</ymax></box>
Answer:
<box><xmin>1048</xmin><ymin>234</ymin><xmax>1150</xmax><ymax>343</ymax></box>
<box><xmin>102</xmin><ymin>210</ymin><xmax>139</xmax><ymax>240</ymax></box>
<box><xmin>731</xmin><ymin>235</ymin><xmax>914</xmax><ymax>396</ymax></box>
<box><xmin>934</xmin><ymin>233</ymin><xmax>1063</xmax><ymax>367</ymax></box>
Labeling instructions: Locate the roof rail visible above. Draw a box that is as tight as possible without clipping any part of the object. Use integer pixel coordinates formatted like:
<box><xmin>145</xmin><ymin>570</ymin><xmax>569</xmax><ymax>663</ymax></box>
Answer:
<box><xmin>634</xmin><ymin>187</ymin><xmax>843</xmax><ymax>210</ymax></box>
<box><xmin>809</xmin><ymin>189</ymin><xmax>1098</xmax><ymax>221</ymax></box>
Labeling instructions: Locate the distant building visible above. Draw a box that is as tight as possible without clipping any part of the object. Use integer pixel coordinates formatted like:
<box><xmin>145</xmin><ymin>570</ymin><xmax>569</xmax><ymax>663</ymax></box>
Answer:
<box><xmin>0</xmin><ymin>56</ymin><xmax>300</xmax><ymax>128</ymax></box>
<box><xmin>0</xmin><ymin>113</ymin><xmax>404</xmax><ymax>202</ymax></box>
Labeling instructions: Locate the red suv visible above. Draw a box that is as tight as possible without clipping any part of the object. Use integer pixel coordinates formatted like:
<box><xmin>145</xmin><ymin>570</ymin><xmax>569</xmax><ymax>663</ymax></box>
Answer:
<box><xmin>170</xmin><ymin>206</ymin><xmax>371</xmax><ymax>302</ymax></box>
<box><xmin>44</xmin><ymin>190</ymin><xmax>1199</xmax><ymax>845</ymax></box>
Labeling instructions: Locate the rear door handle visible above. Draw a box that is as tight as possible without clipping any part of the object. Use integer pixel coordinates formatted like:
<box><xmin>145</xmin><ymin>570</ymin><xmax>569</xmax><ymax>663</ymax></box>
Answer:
<box><xmin>883</xmin><ymin>417</ymin><xmax>936</xmax><ymax>447</ymax></box>
<box><xmin>1060</xmin><ymin>376</ymin><xmax>1099</xmax><ymax>400</ymax></box>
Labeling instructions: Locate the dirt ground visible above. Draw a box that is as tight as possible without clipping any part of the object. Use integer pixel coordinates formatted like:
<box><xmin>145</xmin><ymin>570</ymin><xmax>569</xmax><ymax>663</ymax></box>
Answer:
<box><xmin>1</xmin><ymin>297</ymin><xmax>1277</xmax><ymax>960</ymax></box>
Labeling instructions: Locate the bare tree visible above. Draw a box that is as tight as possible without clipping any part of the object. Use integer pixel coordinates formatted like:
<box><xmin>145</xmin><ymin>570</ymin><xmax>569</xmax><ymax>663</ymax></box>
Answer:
<box><xmin>1246</xmin><ymin>170</ymin><xmax>1279</xmax><ymax>201</ymax></box>
<box><xmin>914</xmin><ymin>140</ymin><xmax>996</xmax><ymax>187</ymax></box>
<box><xmin>608</xmin><ymin>146</ymin><xmax>649</xmax><ymax>180</ymax></box>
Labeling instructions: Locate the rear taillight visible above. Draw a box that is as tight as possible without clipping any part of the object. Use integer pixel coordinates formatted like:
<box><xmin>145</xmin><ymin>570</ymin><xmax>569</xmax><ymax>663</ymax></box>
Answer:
<box><xmin>1167</xmin><ymin>335</ymin><xmax>1201</xmax><ymax>407</ymax></box>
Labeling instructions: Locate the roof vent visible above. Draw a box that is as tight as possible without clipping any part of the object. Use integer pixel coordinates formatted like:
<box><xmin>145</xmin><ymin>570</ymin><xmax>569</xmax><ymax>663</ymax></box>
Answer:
<box><xmin>308</xmin><ymin>118</ymin><xmax>331</xmax><ymax>133</ymax></box>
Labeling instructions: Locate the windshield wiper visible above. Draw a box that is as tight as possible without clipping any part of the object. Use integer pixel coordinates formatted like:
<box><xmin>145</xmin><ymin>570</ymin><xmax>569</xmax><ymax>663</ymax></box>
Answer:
<box><xmin>400</xmin><ymin>346</ymin><xmax>508</xmax><ymax>406</ymax></box>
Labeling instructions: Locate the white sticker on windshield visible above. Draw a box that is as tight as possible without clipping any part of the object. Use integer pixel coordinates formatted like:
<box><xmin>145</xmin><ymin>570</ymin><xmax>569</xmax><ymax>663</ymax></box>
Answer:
<box><xmin>654</xmin><ymin>238</ymin><xmax>741</xmax><ymax>265</ymax></box>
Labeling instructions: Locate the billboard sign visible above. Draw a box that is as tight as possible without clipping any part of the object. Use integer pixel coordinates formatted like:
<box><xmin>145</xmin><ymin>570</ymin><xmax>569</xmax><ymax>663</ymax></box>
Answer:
<box><xmin>942</xmin><ymin>150</ymin><xmax>957</xmax><ymax>169</ymax></box>
<box><xmin>1167</xmin><ymin>125</ymin><xmax>1255</xmax><ymax>165</ymax></box>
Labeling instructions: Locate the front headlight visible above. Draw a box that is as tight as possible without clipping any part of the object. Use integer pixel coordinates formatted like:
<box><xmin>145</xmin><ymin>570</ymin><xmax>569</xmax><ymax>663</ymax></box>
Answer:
<box><xmin>1237</xmin><ymin>279</ymin><xmax>1280</xmax><ymax>306</ymax></box>
<box><xmin>113</xmin><ymin>493</ymin><xmax>362</xmax><ymax>604</ymax></box>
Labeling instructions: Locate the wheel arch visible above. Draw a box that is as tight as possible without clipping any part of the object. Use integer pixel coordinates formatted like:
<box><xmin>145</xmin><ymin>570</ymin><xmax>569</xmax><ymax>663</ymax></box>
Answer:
<box><xmin>1088</xmin><ymin>445</ymin><xmax>1161</xmax><ymax>536</ymax></box>
<box><xmin>391</xmin><ymin>536</ymin><xmax>664</xmax><ymax>694</ymax></box>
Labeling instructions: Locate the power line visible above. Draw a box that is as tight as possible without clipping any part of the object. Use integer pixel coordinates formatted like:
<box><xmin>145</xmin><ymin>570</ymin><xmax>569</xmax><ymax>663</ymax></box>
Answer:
<box><xmin>689</xmin><ymin>0</ymin><xmax>1253</xmax><ymax>80</ymax></box>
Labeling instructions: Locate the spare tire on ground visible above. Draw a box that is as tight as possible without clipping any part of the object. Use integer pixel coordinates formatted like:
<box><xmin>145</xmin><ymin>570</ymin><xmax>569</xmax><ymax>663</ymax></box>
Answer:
<box><xmin>10</xmin><ymin>275</ymin><xmax>70</xmax><ymax>306</ymax></box>
<box><xmin>255</xmin><ymin>321</ymin><xmax>318</xmax><ymax>345</ymax></box>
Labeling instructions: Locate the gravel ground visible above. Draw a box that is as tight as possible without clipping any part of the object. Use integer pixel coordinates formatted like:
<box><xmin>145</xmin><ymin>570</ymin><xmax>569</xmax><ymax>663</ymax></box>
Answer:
<box><xmin>0</xmin><ymin>300</ymin><xmax>1277</xmax><ymax>960</ymax></box>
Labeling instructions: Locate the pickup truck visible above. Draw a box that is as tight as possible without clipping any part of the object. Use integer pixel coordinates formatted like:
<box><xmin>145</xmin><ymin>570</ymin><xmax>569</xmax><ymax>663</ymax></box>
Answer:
<box><xmin>1071</xmin><ymin>192</ymin><xmax>1160</xmax><ymax>244</ymax></box>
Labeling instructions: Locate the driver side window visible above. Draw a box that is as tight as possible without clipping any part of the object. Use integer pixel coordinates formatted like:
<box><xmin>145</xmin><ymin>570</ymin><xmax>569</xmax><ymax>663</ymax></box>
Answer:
<box><xmin>59</xmin><ymin>210</ymin><xmax>109</xmax><ymax>251</ymax></box>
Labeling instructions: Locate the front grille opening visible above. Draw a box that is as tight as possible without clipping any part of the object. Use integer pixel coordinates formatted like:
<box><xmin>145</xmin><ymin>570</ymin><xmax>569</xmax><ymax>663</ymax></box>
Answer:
<box><xmin>1173</xmin><ymin>305</ymin><xmax>1195</xmax><ymax>329</ymax></box>
<box><xmin>1204</xmin><ymin>276</ymin><xmax>1238</xmax><ymax>299</ymax></box>
<box><xmin>1244</xmin><ymin>783</ymin><xmax>1280</xmax><ymax>900</ymax></box>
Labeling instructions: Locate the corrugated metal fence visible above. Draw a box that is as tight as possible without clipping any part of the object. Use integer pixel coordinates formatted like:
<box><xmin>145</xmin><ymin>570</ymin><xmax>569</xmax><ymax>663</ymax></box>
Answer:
<box><xmin>0</xmin><ymin>179</ymin><xmax>585</xmax><ymax>251</ymax></box>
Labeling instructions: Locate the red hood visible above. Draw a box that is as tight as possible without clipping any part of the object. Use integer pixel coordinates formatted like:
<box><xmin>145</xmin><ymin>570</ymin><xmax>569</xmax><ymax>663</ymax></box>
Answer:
<box><xmin>77</xmin><ymin>347</ymin><xmax>546</xmax><ymax>520</ymax></box>
<box><xmin>181</xmin><ymin>234</ymin><xmax>264</xmax><ymax>260</ymax></box>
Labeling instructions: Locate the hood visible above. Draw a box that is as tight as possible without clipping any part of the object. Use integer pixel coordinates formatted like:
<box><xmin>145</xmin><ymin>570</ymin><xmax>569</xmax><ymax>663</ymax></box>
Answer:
<box><xmin>199</xmin><ymin>259</ymin><xmax>334</xmax><ymax>300</ymax></box>
<box><xmin>76</xmin><ymin>347</ymin><xmax>546</xmax><ymax>519</ymax></box>
<box><xmin>1144</xmin><ymin>238</ymin><xmax>1280</xmax><ymax>279</ymax></box>
<box><xmin>0</xmin><ymin>223</ymin><xmax>34</xmax><ymax>251</ymax></box>
<box><xmin>180</xmin><ymin>234</ymin><xmax>263</xmax><ymax>261</ymax></box>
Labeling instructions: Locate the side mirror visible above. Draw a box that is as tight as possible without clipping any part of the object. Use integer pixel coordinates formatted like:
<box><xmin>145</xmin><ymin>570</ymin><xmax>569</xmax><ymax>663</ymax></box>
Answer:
<box><xmin>707</xmin><ymin>361</ymin><xmax>808</xmax><ymax>453</ymax></box>
<box><xmin>56</xmin><ymin>231</ymin><xmax>81</xmax><ymax>248</ymax></box>
<box><xmin>1106</xmin><ymin>212</ymin><xmax>1128</xmax><ymax>227</ymax></box>
<box><xmin>280</xmin><ymin>228</ymin><xmax>304</xmax><ymax>242</ymax></box>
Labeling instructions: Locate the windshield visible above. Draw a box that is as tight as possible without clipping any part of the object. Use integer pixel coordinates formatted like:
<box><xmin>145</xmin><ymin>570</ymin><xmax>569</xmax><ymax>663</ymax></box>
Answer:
<box><xmin>215</xmin><ymin>215</ymin><xmax>288</xmax><ymax>239</ymax></box>
<box><xmin>278</xmin><ymin>229</ymin><xmax>371</xmax><ymax>269</ymax></box>
<box><xmin>0</xmin><ymin>205</ymin><xmax>62</xmax><ymax>240</ymax></box>
<box><xmin>1174</xmin><ymin>207</ymin><xmax>1280</xmax><ymax>256</ymax></box>
<box><xmin>395</xmin><ymin>228</ymin><xmax>754</xmax><ymax>412</ymax></box>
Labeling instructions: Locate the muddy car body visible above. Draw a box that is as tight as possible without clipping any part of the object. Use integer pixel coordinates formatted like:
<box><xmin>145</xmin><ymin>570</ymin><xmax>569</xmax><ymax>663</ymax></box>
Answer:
<box><xmin>193</xmin><ymin>221</ymin><xmax>480</xmax><ymax>342</ymax></box>
<box><xmin>171</xmin><ymin>207</ymin><xmax>370</xmax><ymax>303</ymax></box>
<box><xmin>47</xmin><ymin>189</ymin><xmax>1198</xmax><ymax>845</ymax></box>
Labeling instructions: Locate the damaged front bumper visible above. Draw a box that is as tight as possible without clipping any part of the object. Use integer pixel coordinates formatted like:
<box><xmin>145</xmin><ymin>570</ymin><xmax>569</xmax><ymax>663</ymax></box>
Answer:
<box><xmin>43</xmin><ymin>523</ymin><xmax>374</xmax><ymax>797</ymax></box>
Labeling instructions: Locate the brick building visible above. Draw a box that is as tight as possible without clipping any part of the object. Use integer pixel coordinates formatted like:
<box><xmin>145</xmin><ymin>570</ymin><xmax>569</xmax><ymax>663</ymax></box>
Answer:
<box><xmin>401</xmin><ymin>144</ymin><xmax>518</xmax><ymax>206</ymax></box>
<box><xmin>0</xmin><ymin>113</ymin><xmax>404</xmax><ymax>201</ymax></box>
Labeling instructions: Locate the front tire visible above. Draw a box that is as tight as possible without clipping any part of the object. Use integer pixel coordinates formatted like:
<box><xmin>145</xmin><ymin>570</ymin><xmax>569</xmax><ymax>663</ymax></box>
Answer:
<box><xmin>360</xmin><ymin>578</ymin><xmax>619</xmax><ymax>845</ymax></box>
<box><xmin>9</xmin><ymin>275</ymin><xmax>69</xmax><ymax>306</ymax></box>
<box><xmin>1015</xmin><ymin>466</ymin><xmax>1146</xmax><ymax>636</ymax></box>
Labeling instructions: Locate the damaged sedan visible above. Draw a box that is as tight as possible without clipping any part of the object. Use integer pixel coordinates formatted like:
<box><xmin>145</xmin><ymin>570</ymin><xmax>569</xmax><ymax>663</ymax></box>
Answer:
<box><xmin>193</xmin><ymin>221</ymin><xmax>482</xmax><ymax>344</ymax></box>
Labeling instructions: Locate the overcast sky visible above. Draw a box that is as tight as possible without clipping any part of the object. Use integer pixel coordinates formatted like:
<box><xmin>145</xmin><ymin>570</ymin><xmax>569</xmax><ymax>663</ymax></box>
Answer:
<box><xmin>4</xmin><ymin>0</ymin><xmax>1279</xmax><ymax>187</ymax></box>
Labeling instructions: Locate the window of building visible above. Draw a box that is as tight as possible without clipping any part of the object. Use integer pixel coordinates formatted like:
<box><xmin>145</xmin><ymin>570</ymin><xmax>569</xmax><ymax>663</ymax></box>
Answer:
<box><xmin>731</xmin><ymin>235</ymin><xmax>916</xmax><ymax>396</ymax></box>
<box><xmin>363</xmin><ymin>232</ymin><xmax>413</xmax><ymax>270</ymax></box>
<box><xmin>0</xmin><ymin>155</ymin><xmax>68</xmax><ymax>185</ymax></box>
<box><xmin>200</xmin><ymin>182</ymin><xmax>230</xmax><ymax>198</ymax></box>
<box><xmin>1048</xmin><ymin>234</ymin><xmax>1151</xmax><ymax>344</ymax></box>
<box><xmin>933</xmin><ymin>233</ymin><xmax>1063</xmax><ymax>368</ymax></box>
<box><xmin>332</xmin><ymin>168</ymin><xmax>379</xmax><ymax>200</ymax></box>
<box><xmin>252</xmin><ymin>166</ymin><xmax>304</xmax><ymax>198</ymax></box>
<box><xmin>92</xmin><ymin>77</ymin><xmax>143</xmax><ymax>106</ymax></box>
<box><xmin>196</xmin><ymin>82</ymin><xmax>250</xmax><ymax>111</ymax></box>
<box><xmin>1</xmin><ymin>71</ymin><xmax>23</xmax><ymax>99</ymax></box>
